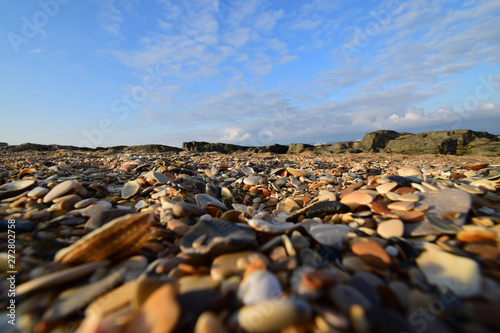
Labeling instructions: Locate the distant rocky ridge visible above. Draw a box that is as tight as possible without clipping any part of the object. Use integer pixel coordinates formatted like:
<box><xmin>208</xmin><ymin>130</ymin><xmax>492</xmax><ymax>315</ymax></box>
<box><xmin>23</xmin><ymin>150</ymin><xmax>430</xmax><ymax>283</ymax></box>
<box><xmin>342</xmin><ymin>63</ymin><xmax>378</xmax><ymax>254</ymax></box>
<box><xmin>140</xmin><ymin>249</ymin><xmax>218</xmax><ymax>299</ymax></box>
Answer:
<box><xmin>182</xmin><ymin>141</ymin><xmax>288</xmax><ymax>154</ymax></box>
<box><xmin>1</xmin><ymin>129</ymin><xmax>499</xmax><ymax>156</ymax></box>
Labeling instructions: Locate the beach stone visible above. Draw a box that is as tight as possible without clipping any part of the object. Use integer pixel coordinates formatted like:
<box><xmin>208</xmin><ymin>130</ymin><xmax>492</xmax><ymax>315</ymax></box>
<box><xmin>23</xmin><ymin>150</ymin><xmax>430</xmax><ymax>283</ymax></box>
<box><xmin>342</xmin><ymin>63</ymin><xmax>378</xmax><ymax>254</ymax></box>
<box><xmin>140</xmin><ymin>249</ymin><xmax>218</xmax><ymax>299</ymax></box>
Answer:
<box><xmin>244</xmin><ymin>176</ymin><xmax>262</xmax><ymax>185</ymax></box>
<box><xmin>85</xmin><ymin>209</ymin><xmax>132</xmax><ymax>232</ymax></box>
<box><xmin>349</xmin><ymin>275</ymin><xmax>382</xmax><ymax>307</ymax></box>
<box><xmin>330</xmin><ymin>284</ymin><xmax>372</xmax><ymax>314</ymax></box>
<box><xmin>416</xmin><ymin>250</ymin><xmax>481</xmax><ymax>297</ymax></box>
<box><xmin>122</xmin><ymin>181</ymin><xmax>140</xmax><ymax>199</ymax></box>
<box><xmin>238</xmin><ymin>269</ymin><xmax>282</xmax><ymax>305</ymax></box>
<box><xmin>398</xmin><ymin>193</ymin><xmax>419</xmax><ymax>202</ymax></box>
<box><xmin>27</xmin><ymin>186</ymin><xmax>48</xmax><ymax>198</ymax></box>
<box><xmin>211</xmin><ymin>251</ymin><xmax>268</xmax><ymax>282</ymax></box>
<box><xmin>463</xmin><ymin>163</ymin><xmax>489</xmax><ymax>171</ymax></box>
<box><xmin>421</xmin><ymin>181</ymin><xmax>439</xmax><ymax>191</ymax></box>
<box><xmin>309</xmin><ymin>224</ymin><xmax>351</xmax><ymax>250</ymax></box>
<box><xmin>237</xmin><ymin>298</ymin><xmax>312</xmax><ymax>333</ymax></box>
<box><xmin>0</xmin><ymin>179</ymin><xmax>36</xmax><ymax>199</ymax></box>
<box><xmin>167</xmin><ymin>219</ymin><xmax>190</xmax><ymax>236</ymax></box>
<box><xmin>391</xmin><ymin>210</ymin><xmax>424</xmax><ymax>222</ymax></box>
<box><xmin>247</xmin><ymin>216</ymin><xmax>295</xmax><ymax>233</ymax></box>
<box><xmin>42</xmin><ymin>257</ymin><xmax>145</xmax><ymax>321</ymax></box>
<box><xmin>419</xmin><ymin>188</ymin><xmax>472</xmax><ymax>226</ymax></box>
<box><xmin>72</xmin><ymin>203</ymin><xmax>110</xmax><ymax>217</ymax></box>
<box><xmin>369</xmin><ymin>201</ymin><xmax>391</xmax><ymax>215</ymax></box>
<box><xmin>456</xmin><ymin>229</ymin><xmax>496</xmax><ymax>242</ymax></box>
<box><xmin>386</xmin><ymin>175</ymin><xmax>412</xmax><ymax>187</ymax></box>
<box><xmin>17</xmin><ymin>260</ymin><xmax>110</xmax><ymax>296</ymax></box>
<box><xmin>305</xmin><ymin>200</ymin><xmax>351</xmax><ymax>218</ymax></box>
<box><xmin>195</xmin><ymin>193</ymin><xmax>227</xmax><ymax>210</ymax></box>
<box><xmin>131</xmin><ymin>275</ymin><xmax>169</xmax><ymax>310</ymax></box>
<box><xmin>351</xmin><ymin>240</ymin><xmax>391</xmax><ymax>269</ymax></box>
<box><xmin>387</xmin><ymin>201</ymin><xmax>414</xmax><ymax>211</ymax></box>
<box><xmin>286</xmin><ymin>167</ymin><xmax>309</xmax><ymax>177</ymax></box>
<box><xmin>284</xmin><ymin>198</ymin><xmax>301</xmax><ymax>208</ymax></box>
<box><xmin>194</xmin><ymin>312</ymin><xmax>225</xmax><ymax>333</ymax></box>
<box><xmin>377</xmin><ymin>219</ymin><xmax>404</xmax><ymax>238</ymax></box>
<box><xmin>385</xmin><ymin>245</ymin><xmax>399</xmax><ymax>257</ymax></box>
<box><xmin>127</xmin><ymin>283</ymin><xmax>180</xmax><ymax>333</ymax></box>
<box><xmin>385</xmin><ymin>192</ymin><xmax>401</xmax><ymax>201</ymax></box>
<box><xmin>43</xmin><ymin>180</ymin><xmax>77</xmax><ymax>203</ymax></box>
<box><xmin>398</xmin><ymin>167</ymin><xmax>422</xmax><ymax>177</ymax></box>
<box><xmin>180</xmin><ymin>218</ymin><xmax>257</xmax><ymax>257</ymax></box>
<box><xmin>178</xmin><ymin>275</ymin><xmax>218</xmax><ymax>294</ymax></box>
<box><xmin>53</xmin><ymin>194</ymin><xmax>81</xmax><ymax>211</ymax></box>
<box><xmin>341</xmin><ymin>191</ymin><xmax>374</xmax><ymax>205</ymax></box>
<box><xmin>74</xmin><ymin>198</ymin><xmax>95</xmax><ymax>209</ymax></box>
<box><xmin>376</xmin><ymin>182</ymin><xmax>397</xmax><ymax>194</ymax></box>
<box><xmin>173</xmin><ymin>201</ymin><xmax>207</xmax><ymax>218</ymax></box>
<box><xmin>318</xmin><ymin>190</ymin><xmax>337</xmax><ymax>201</ymax></box>
<box><xmin>150</xmin><ymin>171</ymin><xmax>171</xmax><ymax>184</ymax></box>
<box><xmin>118</xmin><ymin>162</ymin><xmax>138</xmax><ymax>172</ymax></box>
<box><xmin>411</xmin><ymin>183</ymin><xmax>427</xmax><ymax>192</ymax></box>
<box><xmin>394</xmin><ymin>187</ymin><xmax>416</xmax><ymax>195</ymax></box>
<box><xmin>456</xmin><ymin>183</ymin><xmax>484</xmax><ymax>195</ymax></box>
<box><xmin>464</xmin><ymin>243</ymin><xmax>500</xmax><ymax>265</ymax></box>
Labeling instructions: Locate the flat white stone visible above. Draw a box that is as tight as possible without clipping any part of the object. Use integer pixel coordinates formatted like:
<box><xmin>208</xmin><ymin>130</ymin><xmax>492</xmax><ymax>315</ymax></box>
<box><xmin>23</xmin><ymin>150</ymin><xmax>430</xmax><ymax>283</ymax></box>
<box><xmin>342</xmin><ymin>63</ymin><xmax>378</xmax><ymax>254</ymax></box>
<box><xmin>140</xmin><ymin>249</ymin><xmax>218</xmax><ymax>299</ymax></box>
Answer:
<box><xmin>27</xmin><ymin>186</ymin><xmax>48</xmax><ymax>198</ymax></box>
<box><xmin>376</xmin><ymin>182</ymin><xmax>397</xmax><ymax>194</ymax></box>
<box><xmin>238</xmin><ymin>270</ymin><xmax>282</xmax><ymax>305</ymax></box>
<box><xmin>416</xmin><ymin>250</ymin><xmax>481</xmax><ymax>297</ymax></box>
<box><xmin>43</xmin><ymin>180</ymin><xmax>77</xmax><ymax>203</ymax></box>
<box><xmin>243</xmin><ymin>176</ymin><xmax>262</xmax><ymax>185</ymax></box>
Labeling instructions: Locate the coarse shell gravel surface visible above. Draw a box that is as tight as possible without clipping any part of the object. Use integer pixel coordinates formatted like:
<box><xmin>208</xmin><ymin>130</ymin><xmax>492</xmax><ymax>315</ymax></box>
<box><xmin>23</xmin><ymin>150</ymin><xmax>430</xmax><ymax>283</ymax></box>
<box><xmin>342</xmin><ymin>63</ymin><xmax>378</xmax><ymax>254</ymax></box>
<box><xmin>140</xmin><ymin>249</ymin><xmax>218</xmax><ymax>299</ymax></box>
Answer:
<box><xmin>1</xmin><ymin>149</ymin><xmax>500</xmax><ymax>333</ymax></box>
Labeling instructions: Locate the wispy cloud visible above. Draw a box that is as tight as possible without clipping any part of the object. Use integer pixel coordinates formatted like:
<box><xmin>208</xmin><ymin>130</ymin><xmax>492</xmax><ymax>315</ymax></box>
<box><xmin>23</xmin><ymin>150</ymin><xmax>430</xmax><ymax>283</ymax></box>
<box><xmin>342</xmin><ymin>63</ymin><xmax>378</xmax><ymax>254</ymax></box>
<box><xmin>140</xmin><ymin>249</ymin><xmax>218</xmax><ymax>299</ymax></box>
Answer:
<box><xmin>103</xmin><ymin>0</ymin><xmax>500</xmax><ymax>146</ymax></box>
<box><xmin>96</xmin><ymin>0</ymin><xmax>124</xmax><ymax>37</ymax></box>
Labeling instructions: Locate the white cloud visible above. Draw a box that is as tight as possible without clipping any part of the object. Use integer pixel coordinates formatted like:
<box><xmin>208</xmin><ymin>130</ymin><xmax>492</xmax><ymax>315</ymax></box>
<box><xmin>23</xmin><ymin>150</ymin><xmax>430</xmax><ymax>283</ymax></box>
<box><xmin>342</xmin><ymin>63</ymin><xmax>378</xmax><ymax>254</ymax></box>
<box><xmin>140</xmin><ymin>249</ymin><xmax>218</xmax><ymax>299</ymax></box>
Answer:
<box><xmin>290</xmin><ymin>19</ymin><xmax>322</xmax><ymax>30</ymax></box>
<box><xmin>219</xmin><ymin>128</ymin><xmax>252</xmax><ymax>143</ymax></box>
<box><xmin>254</xmin><ymin>9</ymin><xmax>284</xmax><ymax>34</ymax></box>
<box><xmin>101</xmin><ymin>1</ymin><xmax>500</xmax><ymax>146</ymax></box>
<box><xmin>97</xmin><ymin>0</ymin><xmax>124</xmax><ymax>37</ymax></box>
<box><xmin>223</xmin><ymin>27</ymin><xmax>252</xmax><ymax>47</ymax></box>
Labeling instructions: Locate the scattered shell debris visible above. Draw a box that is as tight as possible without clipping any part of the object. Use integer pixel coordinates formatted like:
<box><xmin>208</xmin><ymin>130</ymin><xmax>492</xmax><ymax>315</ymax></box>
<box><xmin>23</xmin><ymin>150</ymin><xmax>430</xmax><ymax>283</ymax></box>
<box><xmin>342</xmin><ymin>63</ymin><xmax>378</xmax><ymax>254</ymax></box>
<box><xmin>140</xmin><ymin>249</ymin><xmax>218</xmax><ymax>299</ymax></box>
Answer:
<box><xmin>1</xmin><ymin>149</ymin><xmax>499</xmax><ymax>332</ymax></box>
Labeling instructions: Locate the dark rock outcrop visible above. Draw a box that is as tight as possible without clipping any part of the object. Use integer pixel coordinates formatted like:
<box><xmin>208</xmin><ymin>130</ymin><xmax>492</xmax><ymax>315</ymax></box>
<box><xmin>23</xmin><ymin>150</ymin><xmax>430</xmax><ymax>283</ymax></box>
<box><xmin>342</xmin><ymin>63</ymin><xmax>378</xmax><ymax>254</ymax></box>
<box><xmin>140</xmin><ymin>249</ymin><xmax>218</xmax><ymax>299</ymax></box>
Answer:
<box><xmin>182</xmin><ymin>141</ymin><xmax>247</xmax><ymax>153</ymax></box>
<box><xmin>383</xmin><ymin>130</ymin><xmax>499</xmax><ymax>155</ymax></box>
<box><xmin>286</xmin><ymin>143</ymin><xmax>314</xmax><ymax>154</ymax></box>
<box><xmin>358</xmin><ymin>130</ymin><xmax>402</xmax><ymax>153</ymax></box>
<box><xmin>251</xmin><ymin>144</ymin><xmax>289</xmax><ymax>154</ymax></box>
<box><xmin>0</xmin><ymin>143</ymin><xmax>94</xmax><ymax>152</ymax></box>
<box><xmin>2</xmin><ymin>130</ymin><xmax>498</xmax><ymax>156</ymax></box>
<box><xmin>123</xmin><ymin>145</ymin><xmax>182</xmax><ymax>153</ymax></box>
<box><xmin>182</xmin><ymin>141</ymin><xmax>288</xmax><ymax>154</ymax></box>
<box><xmin>314</xmin><ymin>141</ymin><xmax>361</xmax><ymax>154</ymax></box>
<box><xmin>0</xmin><ymin>143</ymin><xmax>180</xmax><ymax>153</ymax></box>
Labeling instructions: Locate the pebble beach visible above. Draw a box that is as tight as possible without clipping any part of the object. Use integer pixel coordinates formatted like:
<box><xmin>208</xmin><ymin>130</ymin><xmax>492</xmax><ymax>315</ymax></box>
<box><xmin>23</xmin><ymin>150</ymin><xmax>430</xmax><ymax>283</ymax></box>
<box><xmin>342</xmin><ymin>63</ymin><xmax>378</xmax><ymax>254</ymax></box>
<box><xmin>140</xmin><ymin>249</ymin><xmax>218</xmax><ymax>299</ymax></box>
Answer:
<box><xmin>1</xmin><ymin>149</ymin><xmax>500</xmax><ymax>333</ymax></box>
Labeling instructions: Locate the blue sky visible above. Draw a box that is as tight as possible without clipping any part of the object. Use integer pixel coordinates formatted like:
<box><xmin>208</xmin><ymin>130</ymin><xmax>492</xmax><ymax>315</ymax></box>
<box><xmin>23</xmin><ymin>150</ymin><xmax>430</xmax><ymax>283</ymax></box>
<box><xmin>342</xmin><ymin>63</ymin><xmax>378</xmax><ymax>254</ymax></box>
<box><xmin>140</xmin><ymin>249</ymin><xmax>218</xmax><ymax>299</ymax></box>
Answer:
<box><xmin>1</xmin><ymin>0</ymin><xmax>499</xmax><ymax>148</ymax></box>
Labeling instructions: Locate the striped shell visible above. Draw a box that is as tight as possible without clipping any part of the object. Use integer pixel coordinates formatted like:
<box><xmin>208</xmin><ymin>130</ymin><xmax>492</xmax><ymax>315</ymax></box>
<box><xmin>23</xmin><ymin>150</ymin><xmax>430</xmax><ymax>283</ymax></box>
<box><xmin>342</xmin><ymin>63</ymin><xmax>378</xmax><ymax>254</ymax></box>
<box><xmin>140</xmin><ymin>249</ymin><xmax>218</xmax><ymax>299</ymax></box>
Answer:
<box><xmin>54</xmin><ymin>212</ymin><xmax>153</xmax><ymax>264</ymax></box>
